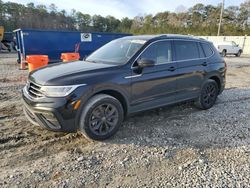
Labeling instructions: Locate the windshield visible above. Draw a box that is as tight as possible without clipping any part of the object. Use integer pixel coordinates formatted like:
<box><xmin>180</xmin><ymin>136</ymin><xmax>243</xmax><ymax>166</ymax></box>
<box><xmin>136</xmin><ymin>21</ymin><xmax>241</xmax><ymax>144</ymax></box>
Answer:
<box><xmin>86</xmin><ymin>38</ymin><xmax>146</xmax><ymax>65</ymax></box>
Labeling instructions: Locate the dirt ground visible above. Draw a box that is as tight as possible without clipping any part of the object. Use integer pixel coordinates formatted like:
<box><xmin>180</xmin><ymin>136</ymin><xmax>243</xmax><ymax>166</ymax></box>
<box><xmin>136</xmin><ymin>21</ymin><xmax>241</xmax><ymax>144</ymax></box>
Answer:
<box><xmin>0</xmin><ymin>53</ymin><xmax>250</xmax><ymax>187</ymax></box>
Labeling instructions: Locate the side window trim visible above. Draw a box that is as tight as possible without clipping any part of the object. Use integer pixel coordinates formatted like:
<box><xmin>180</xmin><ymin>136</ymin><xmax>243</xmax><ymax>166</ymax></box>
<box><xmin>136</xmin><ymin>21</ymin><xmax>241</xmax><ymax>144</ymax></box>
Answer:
<box><xmin>131</xmin><ymin>39</ymin><xmax>214</xmax><ymax>69</ymax></box>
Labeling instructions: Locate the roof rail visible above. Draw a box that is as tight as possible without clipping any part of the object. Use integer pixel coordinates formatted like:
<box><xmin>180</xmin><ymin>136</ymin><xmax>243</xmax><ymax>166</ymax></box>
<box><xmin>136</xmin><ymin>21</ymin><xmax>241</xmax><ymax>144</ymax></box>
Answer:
<box><xmin>156</xmin><ymin>34</ymin><xmax>203</xmax><ymax>39</ymax></box>
<box><xmin>151</xmin><ymin>34</ymin><xmax>209</xmax><ymax>42</ymax></box>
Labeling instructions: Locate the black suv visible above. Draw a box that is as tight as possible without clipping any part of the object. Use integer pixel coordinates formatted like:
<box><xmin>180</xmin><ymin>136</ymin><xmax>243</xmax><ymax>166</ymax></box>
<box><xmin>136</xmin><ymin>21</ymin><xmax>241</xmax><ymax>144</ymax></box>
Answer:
<box><xmin>22</xmin><ymin>35</ymin><xmax>226</xmax><ymax>140</ymax></box>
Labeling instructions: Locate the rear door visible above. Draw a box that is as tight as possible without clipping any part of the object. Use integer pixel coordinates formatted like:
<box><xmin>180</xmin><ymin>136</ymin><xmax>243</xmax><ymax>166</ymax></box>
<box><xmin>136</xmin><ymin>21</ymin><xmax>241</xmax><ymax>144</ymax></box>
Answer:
<box><xmin>130</xmin><ymin>40</ymin><xmax>178</xmax><ymax>112</ymax></box>
<box><xmin>174</xmin><ymin>40</ymin><xmax>208</xmax><ymax>101</ymax></box>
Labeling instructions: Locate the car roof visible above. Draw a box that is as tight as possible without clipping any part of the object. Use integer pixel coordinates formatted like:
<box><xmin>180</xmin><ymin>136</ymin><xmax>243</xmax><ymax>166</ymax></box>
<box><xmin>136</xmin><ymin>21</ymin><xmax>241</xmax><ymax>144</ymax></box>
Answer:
<box><xmin>122</xmin><ymin>34</ymin><xmax>208</xmax><ymax>42</ymax></box>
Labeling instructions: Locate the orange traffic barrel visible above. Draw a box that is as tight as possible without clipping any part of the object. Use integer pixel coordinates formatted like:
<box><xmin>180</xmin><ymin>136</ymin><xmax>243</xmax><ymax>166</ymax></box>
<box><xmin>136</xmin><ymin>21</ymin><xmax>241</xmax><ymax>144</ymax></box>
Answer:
<box><xmin>61</xmin><ymin>52</ymin><xmax>80</xmax><ymax>62</ymax></box>
<box><xmin>26</xmin><ymin>55</ymin><xmax>49</xmax><ymax>72</ymax></box>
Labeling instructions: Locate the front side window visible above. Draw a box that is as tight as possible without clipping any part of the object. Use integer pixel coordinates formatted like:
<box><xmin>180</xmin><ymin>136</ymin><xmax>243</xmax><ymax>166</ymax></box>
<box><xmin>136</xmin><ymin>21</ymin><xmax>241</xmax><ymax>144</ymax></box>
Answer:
<box><xmin>174</xmin><ymin>41</ymin><xmax>199</xmax><ymax>61</ymax></box>
<box><xmin>86</xmin><ymin>38</ymin><xmax>146</xmax><ymax>65</ymax></box>
<box><xmin>232</xmin><ymin>41</ymin><xmax>237</xmax><ymax>46</ymax></box>
<box><xmin>139</xmin><ymin>41</ymin><xmax>172</xmax><ymax>65</ymax></box>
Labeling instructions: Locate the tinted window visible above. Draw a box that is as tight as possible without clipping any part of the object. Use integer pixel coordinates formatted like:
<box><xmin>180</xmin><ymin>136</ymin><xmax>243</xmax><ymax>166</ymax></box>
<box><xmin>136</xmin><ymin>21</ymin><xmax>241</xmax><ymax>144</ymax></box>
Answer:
<box><xmin>139</xmin><ymin>41</ymin><xmax>172</xmax><ymax>65</ymax></box>
<box><xmin>197</xmin><ymin>43</ymin><xmax>205</xmax><ymax>58</ymax></box>
<box><xmin>201</xmin><ymin>43</ymin><xmax>213</xmax><ymax>57</ymax></box>
<box><xmin>175</xmin><ymin>41</ymin><xmax>199</xmax><ymax>61</ymax></box>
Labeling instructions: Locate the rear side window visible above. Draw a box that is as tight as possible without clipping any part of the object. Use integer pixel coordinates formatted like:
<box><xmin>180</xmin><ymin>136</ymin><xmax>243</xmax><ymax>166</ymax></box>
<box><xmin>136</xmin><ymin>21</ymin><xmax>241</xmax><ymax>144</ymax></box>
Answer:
<box><xmin>197</xmin><ymin>43</ymin><xmax>205</xmax><ymax>58</ymax></box>
<box><xmin>140</xmin><ymin>41</ymin><xmax>172</xmax><ymax>65</ymax></box>
<box><xmin>174</xmin><ymin>41</ymin><xmax>199</xmax><ymax>61</ymax></box>
<box><xmin>201</xmin><ymin>43</ymin><xmax>213</xmax><ymax>57</ymax></box>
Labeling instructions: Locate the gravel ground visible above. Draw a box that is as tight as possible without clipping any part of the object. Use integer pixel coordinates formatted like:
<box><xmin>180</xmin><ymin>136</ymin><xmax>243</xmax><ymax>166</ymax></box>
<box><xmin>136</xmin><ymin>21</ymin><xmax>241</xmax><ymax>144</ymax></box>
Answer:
<box><xmin>0</xmin><ymin>53</ymin><xmax>250</xmax><ymax>187</ymax></box>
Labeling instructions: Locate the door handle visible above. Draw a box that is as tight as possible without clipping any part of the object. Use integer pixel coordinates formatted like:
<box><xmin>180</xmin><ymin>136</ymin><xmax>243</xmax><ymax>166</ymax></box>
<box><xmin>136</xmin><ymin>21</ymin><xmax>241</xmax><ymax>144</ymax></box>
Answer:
<box><xmin>202</xmin><ymin>62</ymin><xmax>207</xmax><ymax>66</ymax></box>
<box><xmin>167</xmin><ymin>66</ymin><xmax>176</xmax><ymax>72</ymax></box>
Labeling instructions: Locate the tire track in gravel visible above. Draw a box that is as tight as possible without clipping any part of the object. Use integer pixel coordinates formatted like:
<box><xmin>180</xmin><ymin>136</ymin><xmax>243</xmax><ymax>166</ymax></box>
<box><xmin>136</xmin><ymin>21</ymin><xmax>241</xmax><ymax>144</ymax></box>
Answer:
<box><xmin>0</xmin><ymin>135</ymin><xmax>25</xmax><ymax>144</ymax></box>
<box><xmin>0</xmin><ymin>131</ymin><xmax>93</xmax><ymax>168</ymax></box>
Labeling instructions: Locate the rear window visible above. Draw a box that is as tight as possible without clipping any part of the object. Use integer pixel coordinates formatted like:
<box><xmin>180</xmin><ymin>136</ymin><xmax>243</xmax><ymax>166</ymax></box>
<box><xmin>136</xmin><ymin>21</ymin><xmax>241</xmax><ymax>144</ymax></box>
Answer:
<box><xmin>201</xmin><ymin>43</ymin><xmax>213</xmax><ymax>57</ymax></box>
<box><xmin>174</xmin><ymin>41</ymin><xmax>199</xmax><ymax>61</ymax></box>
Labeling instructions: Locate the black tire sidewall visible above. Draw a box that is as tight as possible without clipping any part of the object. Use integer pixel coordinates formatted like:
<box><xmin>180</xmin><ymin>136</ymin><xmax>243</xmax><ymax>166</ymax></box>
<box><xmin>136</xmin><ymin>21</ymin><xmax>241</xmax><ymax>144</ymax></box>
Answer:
<box><xmin>199</xmin><ymin>80</ymin><xmax>218</xmax><ymax>109</ymax></box>
<box><xmin>80</xmin><ymin>96</ymin><xmax>124</xmax><ymax>140</ymax></box>
<box><xmin>222</xmin><ymin>50</ymin><xmax>226</xmax><ymax>57</ymax></box>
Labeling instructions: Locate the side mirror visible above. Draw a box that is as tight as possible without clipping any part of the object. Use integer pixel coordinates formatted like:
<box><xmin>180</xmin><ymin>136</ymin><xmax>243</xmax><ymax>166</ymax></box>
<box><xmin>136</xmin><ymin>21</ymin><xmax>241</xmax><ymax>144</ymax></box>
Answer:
<box><xmin>138</xmin><ymin>59</ymin><xmax>155</xmax><ymax>68</ymax></box>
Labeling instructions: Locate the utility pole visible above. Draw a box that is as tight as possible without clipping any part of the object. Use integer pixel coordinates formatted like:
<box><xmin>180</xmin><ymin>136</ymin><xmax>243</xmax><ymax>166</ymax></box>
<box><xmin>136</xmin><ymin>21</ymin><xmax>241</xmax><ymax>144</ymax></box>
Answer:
<box><xmin>217</xmin><ymin>0</ymin><xmax>225</xmax><ymax>36</ymax></box>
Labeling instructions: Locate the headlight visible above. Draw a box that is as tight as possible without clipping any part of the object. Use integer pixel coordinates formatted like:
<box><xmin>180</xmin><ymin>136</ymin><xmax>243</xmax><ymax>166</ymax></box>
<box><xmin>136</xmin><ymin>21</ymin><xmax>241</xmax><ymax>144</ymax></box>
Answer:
<box><xmin>40</xmin><ymin>84</ymin><xmax>86</xmax><ymax>97</ymax></box>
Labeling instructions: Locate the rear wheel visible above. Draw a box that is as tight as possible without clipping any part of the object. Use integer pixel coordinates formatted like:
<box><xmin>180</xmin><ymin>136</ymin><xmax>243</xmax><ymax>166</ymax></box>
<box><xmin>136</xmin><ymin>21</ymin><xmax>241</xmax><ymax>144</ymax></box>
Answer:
<box><xmin>79</xmin><ymin>94</ymin><xmax>124</xmax><ymax>140</ymax></box>
<box><xmin>235</xmin><ymin>50</ymin><xmax>242</xmax><ymax>57</ymax></box>
<box><xmin>195</xmin><ymin>79</ymin><xmax>219</xmax><ymax>110</ymax></box>
<box><xmin>222</xmin><ymin>50</ymin><xmax>227</xmax><ymax>57</ymax></box>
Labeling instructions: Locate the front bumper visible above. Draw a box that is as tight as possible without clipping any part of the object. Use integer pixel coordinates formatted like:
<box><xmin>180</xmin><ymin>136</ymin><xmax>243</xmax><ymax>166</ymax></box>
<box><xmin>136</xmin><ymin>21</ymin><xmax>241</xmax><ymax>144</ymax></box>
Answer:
<box><xmin>22</xmin><ymin>87</ymin><xmax>80</xmax><ymax>133</ymax></box>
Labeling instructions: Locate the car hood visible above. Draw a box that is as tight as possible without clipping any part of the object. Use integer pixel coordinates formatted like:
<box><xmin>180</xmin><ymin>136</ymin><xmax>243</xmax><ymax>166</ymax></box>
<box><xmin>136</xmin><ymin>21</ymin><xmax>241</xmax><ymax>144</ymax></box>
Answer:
<box><xmin>29</xmin><ymin>60</ymin><xmax>116</xmax><ymax>85</ymax></box>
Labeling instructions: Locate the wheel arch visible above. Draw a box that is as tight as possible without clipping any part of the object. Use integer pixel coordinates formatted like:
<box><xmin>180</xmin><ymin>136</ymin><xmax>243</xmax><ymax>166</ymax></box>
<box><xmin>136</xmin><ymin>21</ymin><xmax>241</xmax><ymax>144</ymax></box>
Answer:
<box><xmin>94</xmin><ymin>89</ymin><xmax>128</xmax><ymax>116</ymax></box>
<box><xmin>208</xmin><ymin>75</ymin><xmax>221</xmax><ymax>93</ymax></box>
<box><xmin>75</xmin><ymin>84</ymin><xmax>130</xmax><ymax>131</ymax></box>
<box><xmin>77</xmin><ymin>87</ymin><xmax>129</xmax><ymax>118</ymax></box>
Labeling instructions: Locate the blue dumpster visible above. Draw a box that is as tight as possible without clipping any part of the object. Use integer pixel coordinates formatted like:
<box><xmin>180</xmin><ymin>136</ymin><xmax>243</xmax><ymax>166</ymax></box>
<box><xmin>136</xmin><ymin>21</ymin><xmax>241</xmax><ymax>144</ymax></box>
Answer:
<box><xmin>14</xmin><ymin>28</ymin><xmax>131</xmax><ymax>63</ymax></box>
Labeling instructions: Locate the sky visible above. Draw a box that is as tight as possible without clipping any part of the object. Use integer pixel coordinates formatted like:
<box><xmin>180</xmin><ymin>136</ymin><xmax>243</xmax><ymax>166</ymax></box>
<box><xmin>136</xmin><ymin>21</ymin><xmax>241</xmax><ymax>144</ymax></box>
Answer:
<box><xmin>4</xmin><ymin>0</ymin><xmax>247</xmax><ymax>19</ymax></box>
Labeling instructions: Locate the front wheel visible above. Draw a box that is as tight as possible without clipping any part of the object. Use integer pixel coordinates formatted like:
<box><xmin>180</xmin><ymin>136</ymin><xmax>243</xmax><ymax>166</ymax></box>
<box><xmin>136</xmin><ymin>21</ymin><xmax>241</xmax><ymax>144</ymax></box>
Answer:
<box><xmin>195</xmin><ymin>79</ymin><xmax>219</xmax><ymax>110</ymax></box>
<box><xmin>79</xmin><ymin>94</ymin><xmax>124</xmax><ymax>140</ymax></box>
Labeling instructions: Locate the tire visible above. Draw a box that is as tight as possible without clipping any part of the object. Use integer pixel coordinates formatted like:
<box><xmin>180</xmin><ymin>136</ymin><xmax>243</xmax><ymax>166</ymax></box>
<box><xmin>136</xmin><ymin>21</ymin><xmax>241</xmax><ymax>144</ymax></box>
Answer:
<box><xmin>195</xmin><ymin>79</ymin><xmax>219</xmax><ymax>110</ymax></box>
<box><xmin>221</xmin><ymin>50</ymin><xmax>226</xmax><ymax>57</ymax></box>
<box><xmin>79</xmin><ymin>94</ymin><xmax>124</xmax><ymax>140</ymax></box>
<box><xmin>235</xmin><ymin>50</ymin><xmax>241</xmax><ymax>57</ymax></box>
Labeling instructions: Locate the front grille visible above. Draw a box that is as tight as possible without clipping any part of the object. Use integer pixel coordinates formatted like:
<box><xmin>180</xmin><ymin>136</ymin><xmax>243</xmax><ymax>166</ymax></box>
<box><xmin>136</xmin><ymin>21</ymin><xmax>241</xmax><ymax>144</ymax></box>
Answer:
<box><xmin>27</xmin><ymin>81</ymin><xmax>45</xmax><ymax>98</ymax></box>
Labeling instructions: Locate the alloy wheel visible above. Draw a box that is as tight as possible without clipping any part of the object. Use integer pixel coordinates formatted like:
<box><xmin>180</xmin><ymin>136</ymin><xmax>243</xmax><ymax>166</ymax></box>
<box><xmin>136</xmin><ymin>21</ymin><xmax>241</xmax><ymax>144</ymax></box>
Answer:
<box><xmin>203</xmin><ymin>83</ymin><xmax>217</xmax><ymax>106</ymax></box>
<box><xmin>89</xmin><ymin>103</ymin><xmax>119</xmax><ymax>136</ymax></box>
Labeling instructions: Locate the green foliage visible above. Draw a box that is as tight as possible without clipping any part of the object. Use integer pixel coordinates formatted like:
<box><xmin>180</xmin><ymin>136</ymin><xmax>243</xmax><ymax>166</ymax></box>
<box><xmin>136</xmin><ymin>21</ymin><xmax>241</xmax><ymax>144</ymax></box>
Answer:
<box><xmin>0</xmin><ymin>1</ymin><xmax>249</xmax><ymax>35</ymax></box>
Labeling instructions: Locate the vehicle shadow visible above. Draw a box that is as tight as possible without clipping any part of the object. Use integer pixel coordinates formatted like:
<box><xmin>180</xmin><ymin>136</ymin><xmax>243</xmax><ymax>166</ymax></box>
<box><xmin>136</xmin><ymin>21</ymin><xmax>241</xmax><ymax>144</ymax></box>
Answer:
<box><xmin>105</xmin><ymin>88</ymin><xmax>250</xmax><ymax>150</ymax></box>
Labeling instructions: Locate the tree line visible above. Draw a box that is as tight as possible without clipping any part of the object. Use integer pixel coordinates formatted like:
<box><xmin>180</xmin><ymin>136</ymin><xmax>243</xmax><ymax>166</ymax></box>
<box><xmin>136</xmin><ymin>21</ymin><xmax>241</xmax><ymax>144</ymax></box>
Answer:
<box><xmin>0</xmin><ymin>0</ymin><xmax>249</xmax><ymax>35</ymax></box>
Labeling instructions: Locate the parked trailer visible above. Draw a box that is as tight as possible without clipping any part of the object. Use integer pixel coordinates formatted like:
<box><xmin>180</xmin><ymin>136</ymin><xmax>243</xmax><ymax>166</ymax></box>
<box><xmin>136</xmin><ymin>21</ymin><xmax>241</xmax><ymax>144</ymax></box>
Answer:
<box><xmin>1</xmin><ymin>27</ymin><xmax>16</xmax><ymax>52</ymax></box>
<box><xmin>14</xmin><ymin>29</ymin><xmax>131</xmax><ymax>63</ymax></box>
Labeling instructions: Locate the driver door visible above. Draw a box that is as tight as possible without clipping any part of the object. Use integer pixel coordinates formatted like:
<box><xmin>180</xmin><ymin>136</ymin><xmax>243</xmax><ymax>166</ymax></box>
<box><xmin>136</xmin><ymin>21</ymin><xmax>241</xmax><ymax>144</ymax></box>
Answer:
<box><xmin>231</xmin><ymin>41</ymin><xmax>238</xmax><ymax>54</ymax></box>
<box><xmin>129</xmin><ymin>40</ymin><xmax>178</xmax><ymax>112</ymax></box>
